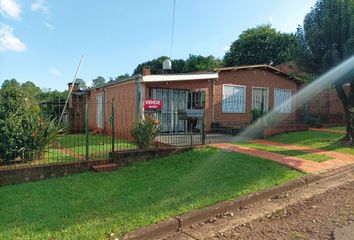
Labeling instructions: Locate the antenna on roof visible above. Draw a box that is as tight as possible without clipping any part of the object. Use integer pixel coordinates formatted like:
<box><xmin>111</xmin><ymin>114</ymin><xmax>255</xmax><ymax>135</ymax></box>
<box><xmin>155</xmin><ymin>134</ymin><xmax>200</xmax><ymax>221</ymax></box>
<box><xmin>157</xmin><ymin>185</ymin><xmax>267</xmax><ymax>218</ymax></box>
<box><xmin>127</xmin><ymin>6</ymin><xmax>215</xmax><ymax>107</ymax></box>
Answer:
<box><xmin>163</xmin><ymin>0</ymin><xmax>176</xmax><ymax>71</ymax></box>
<box><xmin>59</xmin><ymin>55</ymin><xmax>85</xmax><ymax>124</ymax></box>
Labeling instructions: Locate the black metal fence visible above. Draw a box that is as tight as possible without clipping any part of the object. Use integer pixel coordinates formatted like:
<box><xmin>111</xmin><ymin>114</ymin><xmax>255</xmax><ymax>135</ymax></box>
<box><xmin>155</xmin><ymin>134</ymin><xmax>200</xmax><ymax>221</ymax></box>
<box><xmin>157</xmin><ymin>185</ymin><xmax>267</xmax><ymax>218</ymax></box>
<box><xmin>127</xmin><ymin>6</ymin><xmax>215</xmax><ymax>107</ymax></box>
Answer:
<box><xmin>0</xmin><ymin>97</ymin><xmax>218</xmax><ymax>170</ymax></box>
<box><xmin>0</xmin><ymin>95</ymin><xmax>308</xmax><ymax>170</ymax></box>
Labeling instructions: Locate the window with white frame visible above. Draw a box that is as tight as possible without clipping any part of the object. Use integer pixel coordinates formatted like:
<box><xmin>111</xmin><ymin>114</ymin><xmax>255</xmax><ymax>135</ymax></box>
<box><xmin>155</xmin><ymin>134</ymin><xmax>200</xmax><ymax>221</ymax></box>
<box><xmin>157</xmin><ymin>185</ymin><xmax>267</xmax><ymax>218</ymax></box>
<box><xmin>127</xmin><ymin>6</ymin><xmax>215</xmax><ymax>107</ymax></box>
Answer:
<box><xmin>274</xmin><ymin>88</ymin><xmax>292</xmax><ymax>113</ymax></box>
<box><xmin>222</xmin><ymin>85</ymin><xmax>246</xmax><ymax>113</ymax></box>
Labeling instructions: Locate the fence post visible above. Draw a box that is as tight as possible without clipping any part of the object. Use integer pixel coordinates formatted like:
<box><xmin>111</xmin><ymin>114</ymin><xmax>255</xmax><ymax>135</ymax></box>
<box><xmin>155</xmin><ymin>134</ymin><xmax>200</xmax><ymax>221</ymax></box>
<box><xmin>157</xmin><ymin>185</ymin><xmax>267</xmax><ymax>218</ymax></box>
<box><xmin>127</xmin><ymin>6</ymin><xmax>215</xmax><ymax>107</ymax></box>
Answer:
<box><xmin>111</xmin><ymin>98</ymin><xmax>115</xmax><ymax>156</ymax></box>
<box><xmin>201</xmin><ymin>114</ymin><xmax>206</xmax><ymax>145</ymax></box>
<box><xmin>190</xmin><ymin>120</ymin><xmax>193</xmax><ymax>147</ymax></box>
<box><xmin>85</xmin><ymin>94</ymin><xmax>89</xmax><ymax>161</ymax></box>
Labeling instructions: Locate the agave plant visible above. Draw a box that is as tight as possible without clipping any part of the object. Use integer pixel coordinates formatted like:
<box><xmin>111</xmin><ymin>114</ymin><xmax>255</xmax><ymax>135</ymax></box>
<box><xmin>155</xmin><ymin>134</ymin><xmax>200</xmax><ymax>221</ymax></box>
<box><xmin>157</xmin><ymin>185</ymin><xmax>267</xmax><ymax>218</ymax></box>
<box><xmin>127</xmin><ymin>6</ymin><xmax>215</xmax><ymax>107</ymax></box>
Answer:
<box><xmin>18</xmin><ymin>114</ymin><xmax>65</xmax><ymax>162</ymax></box>
<box><xmin>130</xmin><ymin>116</ymin><xmax>161</xmax><ymax>149</ymax></box>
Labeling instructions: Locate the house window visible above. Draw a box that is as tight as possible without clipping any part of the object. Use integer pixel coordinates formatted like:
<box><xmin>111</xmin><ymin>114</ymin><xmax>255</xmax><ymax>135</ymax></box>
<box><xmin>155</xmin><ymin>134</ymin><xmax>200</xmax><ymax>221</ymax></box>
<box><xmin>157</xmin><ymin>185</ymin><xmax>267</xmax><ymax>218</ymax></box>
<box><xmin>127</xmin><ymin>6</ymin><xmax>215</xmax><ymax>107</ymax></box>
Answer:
<box><xmin>274</xmin><ymin>88</ymin><xmax>292</xmax><ymax>113</ymax></box>
<box><xmin>188</xmin><ymin>91</ymin><xmax>205</xmax><ymax>109</ymax></box>
<box><xmin>252</xmin><ymin>87</ymin><xmax>269</xmax><ymax>112</ymax></box>
<box><xmin>222</xmin><ymin>84</ymin><xmax>246</xmax><ymax>113</ymax></box>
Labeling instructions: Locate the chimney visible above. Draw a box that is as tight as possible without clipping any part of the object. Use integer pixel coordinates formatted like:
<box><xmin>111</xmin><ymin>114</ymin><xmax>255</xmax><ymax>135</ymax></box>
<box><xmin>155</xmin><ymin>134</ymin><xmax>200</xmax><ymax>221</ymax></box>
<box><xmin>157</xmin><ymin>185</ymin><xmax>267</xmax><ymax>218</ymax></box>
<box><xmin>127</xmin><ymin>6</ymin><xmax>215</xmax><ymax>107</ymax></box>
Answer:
<box><xmin>143</xmin><ymin>66</ymin><xmax>151</xmax><ymax>76</ymax></box>
<box><xmin>68</xmin><ymin>82</ymin><xmax>80</xmax><ymax>92</ymax></box>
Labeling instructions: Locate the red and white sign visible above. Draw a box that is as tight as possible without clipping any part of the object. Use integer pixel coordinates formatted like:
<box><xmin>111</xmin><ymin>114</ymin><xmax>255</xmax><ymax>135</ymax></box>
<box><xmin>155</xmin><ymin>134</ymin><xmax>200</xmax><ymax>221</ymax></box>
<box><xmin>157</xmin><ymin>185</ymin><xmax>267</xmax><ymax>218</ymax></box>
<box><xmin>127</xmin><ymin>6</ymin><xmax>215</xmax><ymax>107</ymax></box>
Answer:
<box><xmin>144</xmin><ymin>99</ymin><xmax>162</xmax><ymax>110</ymax></box>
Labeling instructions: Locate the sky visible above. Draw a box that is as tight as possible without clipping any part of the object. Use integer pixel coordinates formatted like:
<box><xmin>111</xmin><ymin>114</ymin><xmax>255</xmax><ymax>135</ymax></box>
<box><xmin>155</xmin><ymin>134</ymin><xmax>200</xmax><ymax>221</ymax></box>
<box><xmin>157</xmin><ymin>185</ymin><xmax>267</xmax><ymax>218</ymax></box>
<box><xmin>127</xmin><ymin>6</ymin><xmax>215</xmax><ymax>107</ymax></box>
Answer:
<box><xmin>0</xmin><ymin>0</ymin><xmax>317</xmax><ymax>91</ymax></box>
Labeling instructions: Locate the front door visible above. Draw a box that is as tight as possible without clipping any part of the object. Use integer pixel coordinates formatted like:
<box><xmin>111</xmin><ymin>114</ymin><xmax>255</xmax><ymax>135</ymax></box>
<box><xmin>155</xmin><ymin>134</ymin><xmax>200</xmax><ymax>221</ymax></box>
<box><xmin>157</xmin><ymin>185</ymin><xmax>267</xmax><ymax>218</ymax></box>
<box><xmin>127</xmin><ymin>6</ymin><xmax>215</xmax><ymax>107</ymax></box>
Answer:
<box><xmin>96</xmin><ymin>94</ymin><xmax>103</xmax><ymax>129</ymax></box>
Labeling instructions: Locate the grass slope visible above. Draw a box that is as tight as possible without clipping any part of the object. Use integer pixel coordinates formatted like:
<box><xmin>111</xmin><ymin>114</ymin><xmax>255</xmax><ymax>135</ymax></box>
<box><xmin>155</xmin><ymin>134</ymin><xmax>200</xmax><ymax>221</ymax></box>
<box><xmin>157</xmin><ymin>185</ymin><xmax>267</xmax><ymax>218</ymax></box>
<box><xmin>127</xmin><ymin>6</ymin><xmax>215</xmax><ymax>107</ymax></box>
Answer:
<box><xmin>0</xmin><ymin>147</ymin><xmax>302</xmax><ymax>239</ymax></box>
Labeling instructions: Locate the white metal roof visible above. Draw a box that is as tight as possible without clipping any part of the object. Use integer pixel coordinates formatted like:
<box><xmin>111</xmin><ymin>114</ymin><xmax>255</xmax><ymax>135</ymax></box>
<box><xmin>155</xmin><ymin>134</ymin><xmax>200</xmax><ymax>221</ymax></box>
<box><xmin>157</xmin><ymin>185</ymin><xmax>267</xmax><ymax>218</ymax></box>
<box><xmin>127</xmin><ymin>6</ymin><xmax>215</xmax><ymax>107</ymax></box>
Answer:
<box><xmin>142</xmin><ymin>73</ymin><xmax>218</xmax><ymax>82</ymax></box>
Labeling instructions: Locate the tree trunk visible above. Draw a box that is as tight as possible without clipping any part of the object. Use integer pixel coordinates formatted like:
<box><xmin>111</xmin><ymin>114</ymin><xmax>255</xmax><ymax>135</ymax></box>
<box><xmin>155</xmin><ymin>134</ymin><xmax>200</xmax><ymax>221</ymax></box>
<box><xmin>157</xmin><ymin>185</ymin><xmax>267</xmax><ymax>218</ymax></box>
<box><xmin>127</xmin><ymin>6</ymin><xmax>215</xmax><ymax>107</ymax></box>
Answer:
<box><xmin>335</xmin><ymin>83</ymin><xmax>354</xmax><ymax>142</ymax></box>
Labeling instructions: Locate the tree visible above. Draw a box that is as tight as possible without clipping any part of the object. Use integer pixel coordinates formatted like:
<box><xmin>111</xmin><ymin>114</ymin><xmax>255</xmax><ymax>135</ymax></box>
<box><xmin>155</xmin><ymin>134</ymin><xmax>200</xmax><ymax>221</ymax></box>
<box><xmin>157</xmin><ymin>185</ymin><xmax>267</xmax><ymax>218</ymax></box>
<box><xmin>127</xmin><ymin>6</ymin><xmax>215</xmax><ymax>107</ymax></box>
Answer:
<box><xmin>21</xmin><ymin>81</ymin><xmax>42</xmax><ymax>100</ymax></box>
<box><xmin>108</xmin><ymin>74</ymin><xmax>130</xmax><ymax>83</ymax></box>
<box><xmin>295</xmin><ymin>0</ymin><xmax>354</xmax><ymax>141</ymax></box>
<box><xmin>92</xmin><ymin>76</ymin><xmax>106</xmax><ymax>87</ymax></box>
<box><xmin>75</xmin><ymin>78</ymin><xmax>87</xmax><ymax>89</ymax></box>
<box><xmin>1</xmin><ymin>79</ymin><xmax>21</xmax><ymax>89</ymax></box>
<box><xmin>223</xmin><ymin>25</ymin><xmax>297</xmax><ymax>66</ymax></box>
<box><xmin>0</xmin><ymin>83</ymin><xmax>62</xmax><ymax>161</ymax></box>
<box><xmin>133</xmin><ymin>56</ymin><xmax>185</xmax><ymax>75</ymax></box>
<box><xmin>182</xmin><ymin>54</ymin><xmax>222</xmax><ymax>72</ymax></box>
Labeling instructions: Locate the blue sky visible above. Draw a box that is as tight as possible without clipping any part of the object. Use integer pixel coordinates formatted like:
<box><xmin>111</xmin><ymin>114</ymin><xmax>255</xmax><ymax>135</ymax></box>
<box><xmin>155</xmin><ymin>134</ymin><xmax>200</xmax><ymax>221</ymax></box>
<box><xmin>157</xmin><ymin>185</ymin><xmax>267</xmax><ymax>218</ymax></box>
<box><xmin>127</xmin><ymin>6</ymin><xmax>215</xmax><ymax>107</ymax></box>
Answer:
<box><xmin>0</xmin><ymin>0</ymin><xmax>317</xmax><ymax>91</ymax></box>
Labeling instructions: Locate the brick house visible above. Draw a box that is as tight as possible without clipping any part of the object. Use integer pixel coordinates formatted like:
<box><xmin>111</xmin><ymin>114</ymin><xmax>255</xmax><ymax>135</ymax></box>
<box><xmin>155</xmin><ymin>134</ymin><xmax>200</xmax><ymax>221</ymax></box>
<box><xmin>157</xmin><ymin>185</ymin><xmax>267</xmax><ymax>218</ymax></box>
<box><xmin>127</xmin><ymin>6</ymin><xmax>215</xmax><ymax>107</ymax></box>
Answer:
<box><xmin>70</xmin><ymin>64</ymin><xmax>303</xmax><ymax>139</ymax></box>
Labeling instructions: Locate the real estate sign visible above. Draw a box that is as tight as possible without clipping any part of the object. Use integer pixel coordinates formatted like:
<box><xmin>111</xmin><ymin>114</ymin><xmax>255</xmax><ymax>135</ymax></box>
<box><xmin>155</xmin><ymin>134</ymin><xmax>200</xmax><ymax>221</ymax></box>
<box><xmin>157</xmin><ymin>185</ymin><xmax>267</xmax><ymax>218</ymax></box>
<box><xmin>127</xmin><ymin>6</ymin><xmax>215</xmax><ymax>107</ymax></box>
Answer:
<box><xmin>144</xmin><ymin>99</ymin><xmax>162</xmax><ymax>110</ymax></box>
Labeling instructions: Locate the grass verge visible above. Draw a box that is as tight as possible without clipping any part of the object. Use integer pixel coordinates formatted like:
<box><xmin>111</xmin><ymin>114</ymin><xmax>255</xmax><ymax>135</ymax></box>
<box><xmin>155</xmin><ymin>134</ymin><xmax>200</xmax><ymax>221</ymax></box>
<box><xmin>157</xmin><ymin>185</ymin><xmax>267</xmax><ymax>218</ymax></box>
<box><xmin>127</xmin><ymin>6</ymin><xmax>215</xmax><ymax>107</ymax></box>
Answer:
<box><xmin>0</xmin><ymin>147</ymin><xmax>303</xmax><ymax>239</ymax></box>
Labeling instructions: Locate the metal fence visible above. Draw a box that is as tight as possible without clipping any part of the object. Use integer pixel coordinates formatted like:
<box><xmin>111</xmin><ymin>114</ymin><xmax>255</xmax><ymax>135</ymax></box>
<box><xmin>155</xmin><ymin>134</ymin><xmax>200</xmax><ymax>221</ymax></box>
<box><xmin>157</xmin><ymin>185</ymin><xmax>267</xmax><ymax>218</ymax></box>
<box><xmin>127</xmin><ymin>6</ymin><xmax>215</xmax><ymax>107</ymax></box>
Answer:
<box><xmin>0</xmin><ymin>97</ymin><xmax>219</xmax><ymax>170</ymax></box>
<box><xmin>0</xmin><ymin>95</ymin><xmax>308</xmax><ymax>170</ymax></box>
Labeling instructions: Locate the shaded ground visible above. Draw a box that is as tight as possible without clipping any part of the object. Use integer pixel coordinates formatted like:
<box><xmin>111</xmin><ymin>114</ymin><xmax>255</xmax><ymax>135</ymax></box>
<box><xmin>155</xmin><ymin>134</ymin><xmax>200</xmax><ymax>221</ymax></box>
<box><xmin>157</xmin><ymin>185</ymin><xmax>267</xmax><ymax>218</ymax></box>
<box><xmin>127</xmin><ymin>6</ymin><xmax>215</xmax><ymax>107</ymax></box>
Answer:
<box><xmin>208</xmin><ymin>181</ymin><xmax>354</xmax><ymax>240</ymax></box>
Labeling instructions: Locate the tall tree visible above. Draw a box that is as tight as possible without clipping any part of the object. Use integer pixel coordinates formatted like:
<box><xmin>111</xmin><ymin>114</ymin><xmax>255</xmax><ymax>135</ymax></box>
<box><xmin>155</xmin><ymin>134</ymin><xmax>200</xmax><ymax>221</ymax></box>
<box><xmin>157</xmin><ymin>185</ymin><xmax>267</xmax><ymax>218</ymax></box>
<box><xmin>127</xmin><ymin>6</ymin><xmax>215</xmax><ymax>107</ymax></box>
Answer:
<box><xmin>108</xmin><ymin>74</ymin><xmax>130</xmax><ymax>83</ymax></box>
<box><xmin>295</xmin><ymin>0</ymin><xmax>354</xmax><ymax>141</ymax></box>
<box><xmin>21</xmin><ymin>81</ymin><xmax>42</xmax><ymax>100</ymax></box>
<box><xmin>133</xmin><ymin>56</ymin><xmax>185</xmax><ymax>75</ymax></box>
<box><xmin>182</xmin><ymin>54</ymin><xmax>222</xmax><ymax>72</ymax></box>
<box><xmin>1</xmin><ymin>79</ymin><xmax>21</xmax><ymax>89</ymax></box>
<box><xmin>92</xmin><ymin>76</ymin><xmax>106</xmax><ymax>87</ymax></box>
<box><xmin>75</xmin><ymin>78</ymin><xmax>87</xmax><ymax>89</ymax></box>
<box><xmin>223</xmin><ymin>25</ymin><xmax>297</xmax><ymax>66</ymax></box>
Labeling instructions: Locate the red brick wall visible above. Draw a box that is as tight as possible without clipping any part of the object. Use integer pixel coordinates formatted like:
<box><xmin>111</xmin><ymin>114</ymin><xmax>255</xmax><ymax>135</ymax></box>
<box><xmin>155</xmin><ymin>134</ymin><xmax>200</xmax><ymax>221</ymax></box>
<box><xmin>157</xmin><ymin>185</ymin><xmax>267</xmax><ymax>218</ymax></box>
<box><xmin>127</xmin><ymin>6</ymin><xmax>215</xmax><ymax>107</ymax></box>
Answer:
<box><xmin>307</xmin><ymin>86</ymin><xmax>346</xmax><ymax>124</ymax></box>
<box><xmin>87</xmin><ymin>81</ymin><xmax>137</xmax><ymax>140</ymax></box>
<box><xmin>215</xmin><ymin>69</ymin><xmax>300</xmax><ymax>127</ymax></box>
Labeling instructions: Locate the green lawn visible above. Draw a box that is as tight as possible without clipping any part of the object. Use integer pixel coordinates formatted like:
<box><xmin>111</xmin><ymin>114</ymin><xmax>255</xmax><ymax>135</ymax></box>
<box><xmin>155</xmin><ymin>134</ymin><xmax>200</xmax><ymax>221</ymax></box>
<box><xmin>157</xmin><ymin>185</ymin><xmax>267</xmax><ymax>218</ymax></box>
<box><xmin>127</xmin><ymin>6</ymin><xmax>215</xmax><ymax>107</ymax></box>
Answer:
<box><xmin>0</xmin><ymin>147</ymin><xmax>303</xmax><ymax>239</ymax></box>
<box><xmin>236</xmin><ymin>142</ymin><xmax>333</xmax><ymax>162</ymax></box>
<box><xmin>57</xmin><ymin>134</ymin><xmax>136</xmax><ymax>156</ymax></box>
<box><xmin>326</xmin><ymin>126</ymin><xmax>345</xmax><ymax>131</ymax></box>
<box><xmin>268</xmin><ymin>130</ymin><xmax>354</xmax><ymax>155</ymax></box>
<box><xmin>1</xmin><ymin>134</ymin><xmax>136</xmax><ymax>169</ymax></box>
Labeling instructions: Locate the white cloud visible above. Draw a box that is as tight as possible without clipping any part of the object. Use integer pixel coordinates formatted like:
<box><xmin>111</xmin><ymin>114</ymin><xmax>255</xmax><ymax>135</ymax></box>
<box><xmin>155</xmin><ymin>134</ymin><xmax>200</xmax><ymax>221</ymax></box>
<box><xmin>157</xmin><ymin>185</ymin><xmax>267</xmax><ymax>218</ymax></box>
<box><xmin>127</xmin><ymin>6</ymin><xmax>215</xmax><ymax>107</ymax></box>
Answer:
<box><xmin>50</xmin><ymin>68</ymin><xmax>61</xmax><ymax>76</ymax></box>
<box><xmin>31</xmin><ymin>0</ymin><xmax>48</xmax><ymax>14</ymax></box>
<box><xmin>0</xmin><ymin>24</ymin><xmax>26</xmax><ymax>52</ymax></box>
<box><xmin>221</xmin><ymin>45</ymin><xmax>230</xmax><ymax>52</ymax></box>
<box><xmin>268</xmin><ymin>16</ymin><xmax>274</xmax><ymax>23</ymax></box>
<box><xmin>0</xmin><ymin>0</ymin><xmax>21</xmax><ymax>20</ymax></box>
<box><xmin>45</xmin><ymin>22</ymin><xmax>54</xmax><ymax>30</ymax></box>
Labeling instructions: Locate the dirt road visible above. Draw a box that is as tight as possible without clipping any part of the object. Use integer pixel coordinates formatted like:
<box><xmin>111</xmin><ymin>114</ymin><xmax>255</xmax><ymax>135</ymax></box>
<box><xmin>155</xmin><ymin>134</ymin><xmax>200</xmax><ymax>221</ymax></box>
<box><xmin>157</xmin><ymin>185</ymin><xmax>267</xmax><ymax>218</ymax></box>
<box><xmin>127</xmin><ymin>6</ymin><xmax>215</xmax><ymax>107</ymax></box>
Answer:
<box><xmin>166</xmin><ymin>172</ymin><xmax>354</xmax><ymax>240</ymax></box>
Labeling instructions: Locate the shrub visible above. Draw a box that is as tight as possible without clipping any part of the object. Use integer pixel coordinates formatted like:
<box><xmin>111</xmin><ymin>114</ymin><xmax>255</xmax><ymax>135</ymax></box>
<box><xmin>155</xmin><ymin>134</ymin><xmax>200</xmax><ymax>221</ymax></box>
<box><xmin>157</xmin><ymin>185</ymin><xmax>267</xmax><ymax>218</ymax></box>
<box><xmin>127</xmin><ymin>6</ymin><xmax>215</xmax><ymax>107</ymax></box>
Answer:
<box><xmin>18</xmin><ymin>114</ymin><xmax>65</xmax><ymax>161</ymax></box>
<box><xmin>130</xmin><ymin>116</ymin><xmax>161</xmax><ymax>149</ymax></box>
<box><xmin>0</xmin><ymin>83</ymin><xmax>64</xmax><ymax>162</ymax></box>
<box><xmin>250</xmin><ymin>108</ymin><xmax>263</xmax><ymax>123</ymax></box>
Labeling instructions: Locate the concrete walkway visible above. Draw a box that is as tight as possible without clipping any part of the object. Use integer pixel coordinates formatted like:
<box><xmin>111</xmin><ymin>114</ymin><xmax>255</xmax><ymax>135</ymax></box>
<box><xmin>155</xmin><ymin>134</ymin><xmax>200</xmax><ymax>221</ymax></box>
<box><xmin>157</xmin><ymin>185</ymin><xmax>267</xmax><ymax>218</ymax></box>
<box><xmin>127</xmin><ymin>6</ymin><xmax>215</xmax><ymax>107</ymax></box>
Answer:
<box><xmin>210</xmin><ymin>140</ymin><xmax>354</xmax><ymax>173</ymax></box>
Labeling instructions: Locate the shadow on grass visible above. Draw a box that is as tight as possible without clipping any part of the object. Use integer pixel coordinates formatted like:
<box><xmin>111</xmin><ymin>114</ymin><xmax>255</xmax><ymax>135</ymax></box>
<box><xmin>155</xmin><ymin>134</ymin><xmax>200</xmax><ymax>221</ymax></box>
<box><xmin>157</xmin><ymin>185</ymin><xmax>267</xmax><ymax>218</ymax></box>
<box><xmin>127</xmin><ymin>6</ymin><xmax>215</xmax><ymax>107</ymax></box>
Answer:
<box><xmin>0</xmin><ymin>147</ymin><xmax>303</xmax><ymax>239</ymax></box>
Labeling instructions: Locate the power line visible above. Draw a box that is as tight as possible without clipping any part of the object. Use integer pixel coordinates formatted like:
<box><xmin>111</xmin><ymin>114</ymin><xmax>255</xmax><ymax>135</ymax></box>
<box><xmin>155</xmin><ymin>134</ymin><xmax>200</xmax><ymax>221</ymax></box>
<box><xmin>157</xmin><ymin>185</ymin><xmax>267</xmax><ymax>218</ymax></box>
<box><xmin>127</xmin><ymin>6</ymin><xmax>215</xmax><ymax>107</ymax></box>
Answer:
<box><xmin>170</xmin><ymin>0</ymin><xmax>176</xmax><ymax>59</ymax></box>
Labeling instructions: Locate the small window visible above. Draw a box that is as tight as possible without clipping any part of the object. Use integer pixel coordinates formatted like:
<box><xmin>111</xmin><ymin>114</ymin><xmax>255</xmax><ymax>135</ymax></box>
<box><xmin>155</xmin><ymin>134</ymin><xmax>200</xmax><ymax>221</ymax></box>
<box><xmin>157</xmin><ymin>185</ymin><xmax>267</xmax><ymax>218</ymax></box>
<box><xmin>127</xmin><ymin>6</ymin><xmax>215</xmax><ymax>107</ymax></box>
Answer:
<box><xmin>222</xmin><ymin>85</ymin><xmax>246</xmax><ymax>113</ymax></box>
<box><xmin>274</xmin><ymin>88</ymin><xmax>292</xmax><ymax>113</ymax></box>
